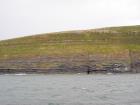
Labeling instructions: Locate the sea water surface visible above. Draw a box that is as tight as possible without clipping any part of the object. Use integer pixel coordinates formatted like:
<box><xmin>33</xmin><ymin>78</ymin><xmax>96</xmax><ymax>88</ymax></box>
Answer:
<box><xmin>0</xmin><ymin>73</ymin><xmax>140</xmax><ymax>105</ymax></box>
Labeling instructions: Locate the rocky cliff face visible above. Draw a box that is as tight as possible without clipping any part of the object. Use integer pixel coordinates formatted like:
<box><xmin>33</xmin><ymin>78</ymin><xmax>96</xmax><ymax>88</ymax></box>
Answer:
<box><xmin>0</xmin><ymin>51</ymin><xmax>140</xmax><ymax>73</ymax></box>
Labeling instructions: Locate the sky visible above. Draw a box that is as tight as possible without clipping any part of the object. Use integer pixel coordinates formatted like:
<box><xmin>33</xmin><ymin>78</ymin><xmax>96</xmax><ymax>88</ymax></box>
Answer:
<box><xmin>0</xmin><ymin>0</ymin><xmax>140</xmax><ymax>40</ymax></box>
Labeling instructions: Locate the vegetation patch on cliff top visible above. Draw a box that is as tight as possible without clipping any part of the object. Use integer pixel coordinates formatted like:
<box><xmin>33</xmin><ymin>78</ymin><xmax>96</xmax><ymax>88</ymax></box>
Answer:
<box><xmin>0</xmin><ymin>25</ymin><xmax>140</xmax><ymax>60</ymax></box>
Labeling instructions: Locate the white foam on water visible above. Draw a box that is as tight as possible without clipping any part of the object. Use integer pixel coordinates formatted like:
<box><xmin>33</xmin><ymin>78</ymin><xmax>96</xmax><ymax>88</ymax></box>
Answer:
<box><xmin>107</xmin><ymin>72</ymin><xmax>113</xmax><ymax>75</ymax></box>
<box><xmin>14</xmin><ymin>73</ymin><xmax>27</xmax><ymax>76</ymax></box>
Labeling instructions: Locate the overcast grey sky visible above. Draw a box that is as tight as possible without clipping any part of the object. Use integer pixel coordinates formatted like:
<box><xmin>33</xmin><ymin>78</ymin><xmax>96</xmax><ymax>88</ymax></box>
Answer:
<box><xmin>0</xmin><ymin>0</ymin><xmax>140</xmax><ymax>40</ymax></box>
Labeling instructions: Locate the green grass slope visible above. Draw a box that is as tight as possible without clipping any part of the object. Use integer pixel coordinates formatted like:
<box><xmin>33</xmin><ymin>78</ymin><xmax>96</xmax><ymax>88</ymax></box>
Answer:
<box><xmin>0</xmin><ymin>25</ymin><xmax>140</xmax><ymax>60</ymax></box>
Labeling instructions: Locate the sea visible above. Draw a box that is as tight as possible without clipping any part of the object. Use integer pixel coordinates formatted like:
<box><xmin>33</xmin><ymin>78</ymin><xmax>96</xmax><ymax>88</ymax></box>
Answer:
<box><xmin>0</xmin><ymin>73</ymin><xmax>140</xmax><ymax>105</ymax></box>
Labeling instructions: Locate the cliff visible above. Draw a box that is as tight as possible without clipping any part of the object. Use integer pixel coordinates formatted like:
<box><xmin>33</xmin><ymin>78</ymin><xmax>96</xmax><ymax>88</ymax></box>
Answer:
<box><xmin>0</xmin><ymin>25</ymin><xmax>140</xmax><ymax>73</ymax></box>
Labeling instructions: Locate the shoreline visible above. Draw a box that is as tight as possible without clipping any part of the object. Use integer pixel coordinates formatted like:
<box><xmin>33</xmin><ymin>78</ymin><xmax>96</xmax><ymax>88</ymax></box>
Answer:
<box><xmin>0</xmin><ymin>68</ymin><xmax>134</xmax><ymax>75</ymax></box>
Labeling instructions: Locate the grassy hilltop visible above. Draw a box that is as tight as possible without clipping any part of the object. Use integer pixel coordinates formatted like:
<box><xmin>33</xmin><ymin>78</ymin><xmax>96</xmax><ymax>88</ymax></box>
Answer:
<box><xmin>0</xmin><ymin>25</ymin><xmax>140</xmax><ymax>73</ymax></box>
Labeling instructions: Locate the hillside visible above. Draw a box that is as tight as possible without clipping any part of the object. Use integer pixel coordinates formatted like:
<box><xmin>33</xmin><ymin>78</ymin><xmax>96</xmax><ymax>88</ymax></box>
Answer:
<box><xmin>0</xmin><ymin>25</ymin><xmax>140</xmax><ymax>73</ymax></box>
